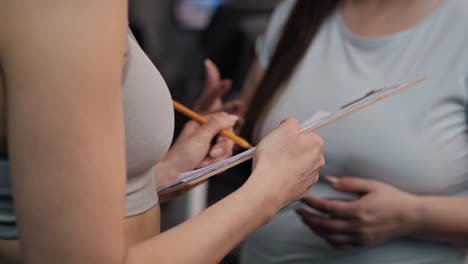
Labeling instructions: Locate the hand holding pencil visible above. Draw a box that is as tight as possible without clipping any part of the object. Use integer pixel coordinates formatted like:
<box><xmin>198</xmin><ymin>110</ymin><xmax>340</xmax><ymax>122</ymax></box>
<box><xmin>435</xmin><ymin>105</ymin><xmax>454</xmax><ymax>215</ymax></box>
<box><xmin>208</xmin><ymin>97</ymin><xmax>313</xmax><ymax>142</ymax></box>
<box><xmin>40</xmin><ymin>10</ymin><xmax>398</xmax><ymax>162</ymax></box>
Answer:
<box><xmin>172</xmin><ymin>100</ymin><xmax>253</xmax><ymax>149</ymax></box>
<box><xmin>156</xmin><ymin>105</ymin><xmax>242</xmax><ymax>192</ymax></box>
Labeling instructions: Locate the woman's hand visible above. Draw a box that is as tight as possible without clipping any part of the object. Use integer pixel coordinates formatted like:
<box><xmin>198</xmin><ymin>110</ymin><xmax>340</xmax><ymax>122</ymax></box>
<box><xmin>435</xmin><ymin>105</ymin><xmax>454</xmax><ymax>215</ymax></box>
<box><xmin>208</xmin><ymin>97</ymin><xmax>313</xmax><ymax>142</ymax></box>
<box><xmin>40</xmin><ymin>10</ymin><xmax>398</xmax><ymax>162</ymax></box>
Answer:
<box><xmin>247</xmin><ymin>118</ymin><xmax>325</xmax><ymax>211</ymax></box>
<box><xmin>193</xmin><ymin>59</ymin><xmax>244</xmax><ymax>117</ymax></box>
<box><xmin>155</xmin><ymin>112</ymin><xmax>238</xmax><ymax>188</ymax></box>
<box><xmin>296</xmin><ymin>176</ymin><xmax>421</xmax><ymax>250</ymax></box>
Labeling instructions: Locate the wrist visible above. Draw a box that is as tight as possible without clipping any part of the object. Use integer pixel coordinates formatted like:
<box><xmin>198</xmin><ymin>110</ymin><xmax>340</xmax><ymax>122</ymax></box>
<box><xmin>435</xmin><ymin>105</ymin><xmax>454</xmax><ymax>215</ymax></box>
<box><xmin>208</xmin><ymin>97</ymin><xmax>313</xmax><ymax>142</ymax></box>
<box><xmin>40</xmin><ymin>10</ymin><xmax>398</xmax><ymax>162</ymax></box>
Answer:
<box><xmin>162</xmin><ymin>145</ymin><xmax>199</xmax><ymax>174</ymax></box>
<box><xmin>241</xmin><ymin>170</ymin><xmax>282</xmax><ymax>223</ymax></box>
<box><xmin>155</xmin><ymin>160</ymin><xmax>179</xmax><ymax>184</ymax></box>
<box><xmin>400</xmin><ymin>194</ymin><xmax>425</xmax><ymax>236</ymax></box>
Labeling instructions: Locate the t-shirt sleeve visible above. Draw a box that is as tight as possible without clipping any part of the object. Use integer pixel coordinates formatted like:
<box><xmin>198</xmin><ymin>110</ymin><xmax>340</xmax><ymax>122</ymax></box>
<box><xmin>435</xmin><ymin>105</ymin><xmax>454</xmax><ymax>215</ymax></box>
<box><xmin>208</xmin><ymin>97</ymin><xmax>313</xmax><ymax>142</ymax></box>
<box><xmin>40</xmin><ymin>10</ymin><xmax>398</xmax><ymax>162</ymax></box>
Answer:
<box><xmin>256</xmin><ymin>0</ymin><xmax>297</xmax><ymax>68</ymax></box>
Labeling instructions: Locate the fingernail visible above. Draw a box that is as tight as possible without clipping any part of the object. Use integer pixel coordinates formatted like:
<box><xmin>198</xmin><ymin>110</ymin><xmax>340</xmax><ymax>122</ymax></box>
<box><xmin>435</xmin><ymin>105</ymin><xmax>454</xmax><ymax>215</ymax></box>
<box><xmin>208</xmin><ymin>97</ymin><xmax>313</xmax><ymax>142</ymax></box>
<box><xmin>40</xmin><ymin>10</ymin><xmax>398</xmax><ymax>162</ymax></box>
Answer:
<box><xmin>205</xmin><ymin>58</ymin><xmax>214</xmax><ymax>66</ymax></box>
<box><xmin>210</xmin><ymin>147</ymin><xmax>224</xmax><ymax>158</ymax></box>
<box><xmin>325</xmin><ymin>176</ymin><xmax>339</xmax><ymax>183</ymax></box>
<box><xmin>200</xmin><ymin>161</ymin><xmax>211</xmax><ymax>168</ymax></box>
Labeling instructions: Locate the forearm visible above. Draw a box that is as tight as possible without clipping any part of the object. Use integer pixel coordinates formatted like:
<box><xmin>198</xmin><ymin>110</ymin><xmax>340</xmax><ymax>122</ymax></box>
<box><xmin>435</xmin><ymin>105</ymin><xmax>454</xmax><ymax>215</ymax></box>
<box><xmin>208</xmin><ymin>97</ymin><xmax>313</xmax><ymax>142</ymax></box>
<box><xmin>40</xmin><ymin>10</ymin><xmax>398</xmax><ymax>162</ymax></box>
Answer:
<box><xmin>126</xmin><ymin>175</ymin><xmax>277</xmax><ymax>264</ymax></box>
<box><xmin>12</xmin><ymin>178</ymin><xmax>275</xmax><ymax>264</ymax></box>
<box><xmin>409</xmin><ymin>195</ymin><xmax>468</xmax><ymax>243</ymax></box>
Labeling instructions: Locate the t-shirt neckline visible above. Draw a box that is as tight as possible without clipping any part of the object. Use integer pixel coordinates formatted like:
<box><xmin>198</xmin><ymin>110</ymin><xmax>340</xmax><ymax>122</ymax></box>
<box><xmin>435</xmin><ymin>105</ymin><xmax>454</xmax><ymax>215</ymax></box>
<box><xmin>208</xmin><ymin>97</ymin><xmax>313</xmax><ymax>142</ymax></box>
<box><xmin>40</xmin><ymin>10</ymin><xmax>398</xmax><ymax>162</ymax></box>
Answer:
<box><xmin>335</xmin><ymin>0</ymin><xmax>449</xmax><ymax>48</ymax></box>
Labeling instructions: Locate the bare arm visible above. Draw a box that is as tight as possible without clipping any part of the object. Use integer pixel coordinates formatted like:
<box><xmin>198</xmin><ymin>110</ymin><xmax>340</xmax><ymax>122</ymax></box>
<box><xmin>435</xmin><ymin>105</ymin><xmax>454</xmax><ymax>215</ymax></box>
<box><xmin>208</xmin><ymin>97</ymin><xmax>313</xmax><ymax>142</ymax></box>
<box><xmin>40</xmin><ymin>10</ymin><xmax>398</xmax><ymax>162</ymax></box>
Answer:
<box><xmin>128</xmin><ymin>178</ymin><xmax>275</xmax><ymax>263</ymax></box>
<box><xmin>3</xmin><ymin>2</ymin><xmax>325</xmax><ymax>264</ymax></box>
<box><xmin>411</xmin><ymin>196</ymin><xmax>468</xmax><ymax>244</ymax></box>
<box><xmin>5</xmin><ymin>1</ymin><xmax>128</xmax><ymax>263</ymax></box>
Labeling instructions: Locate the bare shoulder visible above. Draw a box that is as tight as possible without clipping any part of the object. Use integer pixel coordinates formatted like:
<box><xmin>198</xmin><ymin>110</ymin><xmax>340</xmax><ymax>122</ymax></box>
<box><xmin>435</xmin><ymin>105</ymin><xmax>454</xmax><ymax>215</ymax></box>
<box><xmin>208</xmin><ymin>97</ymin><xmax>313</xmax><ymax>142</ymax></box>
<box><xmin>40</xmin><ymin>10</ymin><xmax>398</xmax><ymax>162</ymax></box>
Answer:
<box><xmin>0</xmin><ymin>0</ymin><xmax>127</xmax><ymax>158</ymax></box>
<box><xmin>2</xmin><ymin>1</ymin><xmax>130</xmax><ymax>262</ymax></box>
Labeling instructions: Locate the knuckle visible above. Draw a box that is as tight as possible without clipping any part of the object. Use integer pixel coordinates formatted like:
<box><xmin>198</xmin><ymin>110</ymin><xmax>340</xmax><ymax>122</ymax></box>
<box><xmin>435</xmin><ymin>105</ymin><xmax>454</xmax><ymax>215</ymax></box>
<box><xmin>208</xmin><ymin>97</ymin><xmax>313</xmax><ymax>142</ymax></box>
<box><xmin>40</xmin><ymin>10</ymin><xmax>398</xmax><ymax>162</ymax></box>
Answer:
<box><xmin>355</xmin><ymin>211</ymin><xmax>369</xmax><ymax>223</ymax></box>
<box><xmin>310</xmin><ymin>133</ymin><xmax>325</xmax><ymax>147</ymax></box>
<box><xmin>219</xmin><ymin>112</ymin><xmax>230</xmax><ymax>121</ymax></box>
<box><xmin>317</xmin><ymin>136</ymin><xmax>325</xmax><ymax>150</ymax></box>
<box><xmin>284</xmin><ymin>117</ymin><xmax>298</xmax><ymax>124</ymax></box>
<box><xmin>305</xmin><ymin>133</ymin><xmax>325</xmax><ymax>152</ymax></box>
<box><xmin>185</xmin><ymin>121</ymin><xmax>199</xmax><ymax>130</ymax></box>
<box><xmin>319</xmin><ymin>155</ymin><xmax>326</xmax><ymax>168</ymax></box>
<box><xmin>282</xmin><ymin>118</ymin><xmax>300</xmax><ymax>129</ymax></box>
<box><xmin>312</xmin><ymin>173</ymin><xmax>320</xmax><ymax>183</ymax></box>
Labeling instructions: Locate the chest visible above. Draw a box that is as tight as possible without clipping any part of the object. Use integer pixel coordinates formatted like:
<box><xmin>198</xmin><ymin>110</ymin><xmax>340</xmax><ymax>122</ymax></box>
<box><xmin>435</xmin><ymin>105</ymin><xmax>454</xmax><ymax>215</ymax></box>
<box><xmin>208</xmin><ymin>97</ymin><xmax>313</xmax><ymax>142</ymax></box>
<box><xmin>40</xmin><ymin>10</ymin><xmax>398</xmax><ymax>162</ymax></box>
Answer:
<box><xmin>258</xmin><ymin>24</ymin><xmax>468</xmax><ymax>194</ymax></box>
<box><xmin>0</xmin><ymin>35</ymin><xmax>175</xmax><ymax>178</ymax></box>
<box><xmin>122</xmin><ymin>34</ymin><xmax>174</xmax><ymax>178</ymax></box>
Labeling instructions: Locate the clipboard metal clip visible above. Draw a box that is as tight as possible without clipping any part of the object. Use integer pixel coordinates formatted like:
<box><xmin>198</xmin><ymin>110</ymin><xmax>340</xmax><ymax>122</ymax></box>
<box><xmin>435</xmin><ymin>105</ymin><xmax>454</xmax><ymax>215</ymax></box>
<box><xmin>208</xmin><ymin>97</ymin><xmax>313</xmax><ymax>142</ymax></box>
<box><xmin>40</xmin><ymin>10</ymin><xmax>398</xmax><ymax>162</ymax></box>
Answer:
<box><xmin>341</xmin><ymin>88</ymin><xmax>383</xmax><ymax>109</ymax></box>
<box><xmin>340</xmin><ymin>82</ymin><xmax>404</xmax><ymax>110</ymax></box>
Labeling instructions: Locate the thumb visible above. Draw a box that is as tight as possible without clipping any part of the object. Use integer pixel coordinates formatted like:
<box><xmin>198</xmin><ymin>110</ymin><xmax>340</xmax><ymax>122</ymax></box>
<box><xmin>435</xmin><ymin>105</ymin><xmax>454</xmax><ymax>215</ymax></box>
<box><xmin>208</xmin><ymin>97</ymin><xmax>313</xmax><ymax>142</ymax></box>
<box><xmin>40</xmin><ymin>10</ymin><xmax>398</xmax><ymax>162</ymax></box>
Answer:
<box><xmin>325</xmin><ymin>176</ymin><xmax>374</xmax><ymax>194</ymax></box>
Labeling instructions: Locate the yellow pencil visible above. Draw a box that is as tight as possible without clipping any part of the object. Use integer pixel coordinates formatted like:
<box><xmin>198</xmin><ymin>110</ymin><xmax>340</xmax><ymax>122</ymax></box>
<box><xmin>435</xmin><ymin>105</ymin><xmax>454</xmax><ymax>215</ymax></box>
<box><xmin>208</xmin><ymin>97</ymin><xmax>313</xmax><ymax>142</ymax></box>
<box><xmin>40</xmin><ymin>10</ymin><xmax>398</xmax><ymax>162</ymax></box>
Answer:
<box><xmin>172</xmin><ymin>100</ymin><xmax>253</xmax><ymax>149</ymax></box>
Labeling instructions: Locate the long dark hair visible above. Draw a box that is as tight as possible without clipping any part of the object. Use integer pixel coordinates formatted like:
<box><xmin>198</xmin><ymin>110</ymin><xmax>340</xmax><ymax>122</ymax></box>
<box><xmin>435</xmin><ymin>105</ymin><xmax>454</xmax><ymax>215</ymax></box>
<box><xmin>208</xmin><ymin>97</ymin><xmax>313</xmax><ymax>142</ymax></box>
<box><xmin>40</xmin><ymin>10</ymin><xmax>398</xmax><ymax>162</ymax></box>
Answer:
<box><xmin>242</xmin><ymin>0</ymin><xmax>338</xmax><ymax>138</ymax></box>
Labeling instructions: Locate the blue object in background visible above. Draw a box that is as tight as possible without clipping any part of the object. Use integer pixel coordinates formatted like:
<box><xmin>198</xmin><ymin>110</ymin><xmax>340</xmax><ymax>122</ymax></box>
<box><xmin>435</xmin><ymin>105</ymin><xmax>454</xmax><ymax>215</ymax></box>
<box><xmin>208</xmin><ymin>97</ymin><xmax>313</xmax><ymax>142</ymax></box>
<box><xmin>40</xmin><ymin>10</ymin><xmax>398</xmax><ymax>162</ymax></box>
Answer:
<box><xmin>173</xmin><ymin>0</ymin><xmax>225</xmax><ymax>30</ymax></box>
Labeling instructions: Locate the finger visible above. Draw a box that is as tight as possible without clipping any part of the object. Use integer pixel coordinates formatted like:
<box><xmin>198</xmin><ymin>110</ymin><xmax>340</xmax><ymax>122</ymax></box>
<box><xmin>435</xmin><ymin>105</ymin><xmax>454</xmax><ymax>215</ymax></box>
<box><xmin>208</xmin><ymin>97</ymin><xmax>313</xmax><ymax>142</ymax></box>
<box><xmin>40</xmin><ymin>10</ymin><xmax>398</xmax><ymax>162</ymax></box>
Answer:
<box><xmin>301</xmin><ymin>223</ymin><xmax>356</xmax><ymax>250</ymax></box>
<box><xmin>297</xmin><ymin>218</ymin><xmax>355</xmax><ymax>250</ymax></box>
<box><xmin>200</xmin><ymin>148</ymin><xmax>233</xmax><ymax>168</ymax></box>
<box><xmin>210</xmin><ymin>137</ymin><xmax>234</xmax><ymax>159</ymax></box>
<box><xmin>301</xmin><ymin>196</ymin><xmax>356</xmax><ymax>218</ymax></box>
<box><xmin>321</xmin><ymin>233</ymin><xmax>354</xmax><ymax>245</ymax></box>
<box><xmin>194</xmin><ymin>60</ymin><xmax>226</xmax><ymax>113</ymax></box>
<box><xmin>204</xmin><ymin>80</ymin><xmax>232</xmax><ymax>113</ymax></box>
<box><xmin>325</xmin><ymin>176</ymin><xmax>375</xmax><ymax>194</ymax></box>
<box><xmin>220</xmin><ymin>79</ymin><xmax>232</xmax><ymax>94</ymax></box>
<box><xmin>216</xmin><ymin>135</ymin><xmax>235</xmax><ymax>152</ymax></box>
<box><xmin>199</xmin><ymin>159</ymin><xmax>213</xmax><ymax>168</ymax></box>
<box><xmin>204</xmin><ymin>59</ymin><xmax>222</xmax><ymax>92</ymax></box>
<box><xmin>296</xmin><ymin>207</ymin><xmax>353</xmax><ymax>233</ymax></box>
<box><xmin>199</xmin><ymin>155</ymin><xmax>225</xmax><ymax>168</ymax></box>
<box><xmin>324</xmin><ymin>235</ymin><xmax>365</xmax><ymax>250</ymax></box>
<box><xmin>194</xmin><ymin>113</ymin><xmax>238</xmax><ymax>142</ymax></box>
<box><xmin>278</xmin><ymin>118</ymin><xmax>301</xmax><ymax>132</ymax></box>
<box><xmin>222</xmin><ymin>100</ymin><xmax>244</xmax><ymax>115</ymax></box>
<box><xmin>177</xmin><ymin>121</ymin><xmax>201</xmax><ymax>139</ymax></box>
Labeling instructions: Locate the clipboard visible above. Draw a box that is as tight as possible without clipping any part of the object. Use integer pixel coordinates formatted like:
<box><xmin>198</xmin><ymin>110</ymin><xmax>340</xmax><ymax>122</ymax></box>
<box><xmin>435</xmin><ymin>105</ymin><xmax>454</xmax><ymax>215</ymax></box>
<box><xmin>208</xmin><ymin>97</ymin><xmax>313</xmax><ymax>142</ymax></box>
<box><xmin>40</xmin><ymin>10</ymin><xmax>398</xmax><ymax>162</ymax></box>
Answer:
<box><xmin>158</xmin><ymin>77</ymin><xmax>427</xmax><ymax>196</ymax></box>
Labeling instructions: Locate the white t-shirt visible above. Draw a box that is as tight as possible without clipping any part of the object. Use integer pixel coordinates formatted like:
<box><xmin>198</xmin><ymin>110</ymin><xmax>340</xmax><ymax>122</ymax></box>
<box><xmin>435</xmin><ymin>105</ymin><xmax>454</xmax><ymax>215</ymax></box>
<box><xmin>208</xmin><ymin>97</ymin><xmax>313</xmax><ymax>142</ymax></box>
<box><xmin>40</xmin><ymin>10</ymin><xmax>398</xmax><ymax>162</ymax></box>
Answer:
<box><xmin>242</xmin><ymin>0</ymin><xmax>468</xmax><ymax>263</ymax></box>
